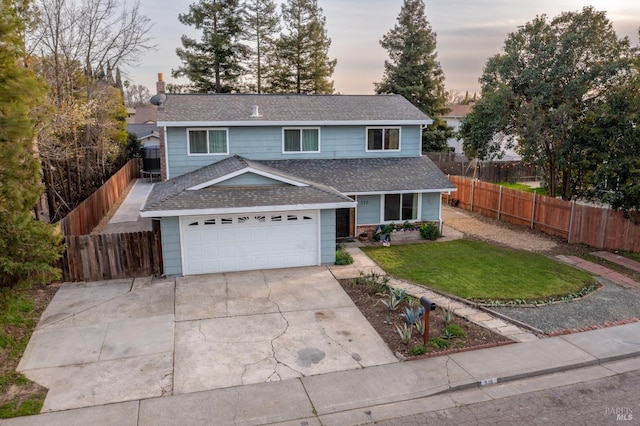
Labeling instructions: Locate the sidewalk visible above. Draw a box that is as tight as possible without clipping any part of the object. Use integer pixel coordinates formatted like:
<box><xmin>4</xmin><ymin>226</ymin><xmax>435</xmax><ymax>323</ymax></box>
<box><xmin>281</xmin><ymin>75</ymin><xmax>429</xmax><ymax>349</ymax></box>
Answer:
<box><xmin>3</xmin><ymin>247</ymin><xmax>640</xmax><ymax>425</ymax></box>
<box><xmin>3</xmin><ymin>323</ymin><xmax>639</xmax><ymax>426</ymax></box>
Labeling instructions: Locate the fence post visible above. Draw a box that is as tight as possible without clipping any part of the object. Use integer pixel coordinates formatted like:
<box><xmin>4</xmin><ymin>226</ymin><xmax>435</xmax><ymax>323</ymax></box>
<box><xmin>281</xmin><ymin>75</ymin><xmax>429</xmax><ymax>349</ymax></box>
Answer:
<box><xmin>568</xmin><ymin>199</ymin><xmax>575</xmax><ymax>244</ymax></box>
<box><xmin>530</xmin><ymin>191</ymin><xmax>536</xmax><ymax>229</ymax></box>
<box><xmin>600</xmin><ymin>208</ymin><xmax>609</xmax><ymax>249</ymax></box>
<box><xmin>470</xmin><ymin>179</ymin><xmax>475</xmax><ymax>212</ymax></box>
<box><xmin>497</xmin><ymin>185</ymin><xmax>503</xmax><ymax>221</ymax></box>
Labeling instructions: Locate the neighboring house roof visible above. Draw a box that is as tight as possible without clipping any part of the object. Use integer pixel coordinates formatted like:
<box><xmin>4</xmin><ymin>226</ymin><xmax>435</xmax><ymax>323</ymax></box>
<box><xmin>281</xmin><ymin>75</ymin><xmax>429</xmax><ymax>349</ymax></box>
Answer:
<box><xmin>128</xmin><ymin>123</ymin><xmax>159</xmax><ymax>139</ymax></box>
<box><xmin>141</xmin><ymin>156</ymin><xmax>357</xmax><ymax>217</ymax></box>
<box><xmin>443</xmin><ymin>104</ymin><xmax>473</xmax><ymax>118</ymax></box>
<box><xmin>133</xmin><ymin>105</ymin><xmax>158</xmax><ymax>124</ymax></box>
<box><xmin>259</xmin><ymin>156</ymin><xmax>456</xmax><ymax>194</ymax></box>
<box><xmin>157</xmin><ymin>94</ymin><xmax>432</xmax><ymax>126</ymax></box>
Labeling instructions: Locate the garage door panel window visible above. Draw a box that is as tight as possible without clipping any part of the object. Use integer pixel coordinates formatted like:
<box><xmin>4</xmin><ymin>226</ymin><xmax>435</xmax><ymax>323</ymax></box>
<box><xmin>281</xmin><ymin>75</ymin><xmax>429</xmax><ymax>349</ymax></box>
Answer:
<box><xmin>188</xmin><ymin>128</ymin><xmax>229</xmax><ymax>155</ymax></box>
<box><xmin>384</xmin><ymin>193</ymin><xmax>418</xmax><ymax>221</ymax></box>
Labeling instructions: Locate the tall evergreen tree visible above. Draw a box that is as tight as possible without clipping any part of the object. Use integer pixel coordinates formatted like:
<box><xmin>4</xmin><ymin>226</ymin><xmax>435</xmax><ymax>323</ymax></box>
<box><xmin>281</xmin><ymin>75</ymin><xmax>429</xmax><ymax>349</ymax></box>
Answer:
<box><xmin>173</xmin><ymin>0</ymin><xmax>249</xmax><ymax>93</ymax></box>
<box><xmin>243</xmin><ymin>0</ymin><xmax>280</xmax><ymax>93</ymax></box>
<box><xmin>0</xmin><ymin>0</ymin><xmax>62</xmax><ymax>288</ymax></box>
<box><xmin>375</xmin><ymin>0</ymin><xmax>448</xmax><ymax>151</ymax></box>
<box><xmin>269</xmin><ymin>0</ymin><xmax>336</xmax><ymax>94</ymax></box>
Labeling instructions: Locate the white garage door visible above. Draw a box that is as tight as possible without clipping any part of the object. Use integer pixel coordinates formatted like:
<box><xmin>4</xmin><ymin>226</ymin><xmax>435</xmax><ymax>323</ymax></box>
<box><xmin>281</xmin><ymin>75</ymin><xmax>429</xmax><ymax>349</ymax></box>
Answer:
<box><xmin>181</xmin><ymin>211</ymin><xmax>319</xmax><ymax>275</ymax></box>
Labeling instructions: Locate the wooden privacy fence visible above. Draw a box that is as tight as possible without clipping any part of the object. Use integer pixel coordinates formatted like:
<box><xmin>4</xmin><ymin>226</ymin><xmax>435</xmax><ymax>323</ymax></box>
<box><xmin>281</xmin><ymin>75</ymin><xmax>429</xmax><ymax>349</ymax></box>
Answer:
<box><xmin>60</xmin><ymin>231</ymin><xmax>162</xmax><ymax>282</ymax></box>
<box><xmin>426</xmin><ymin>153</ymin><xmax>539</xmax><ymax>182</ymax></box>
<box><xmin>444</xmin><ymin>176</ymin><xmax>640</xmax><ymax>253</ymax></box>
<box><xmin>59</xmin><ymin>159</ymin><xmax>142</xmax><ymax>236</ymax></box>
<box><xmin>56</xmin><ymin>158</ymin><xmax>163</xmax><ymax>282</ymax></box>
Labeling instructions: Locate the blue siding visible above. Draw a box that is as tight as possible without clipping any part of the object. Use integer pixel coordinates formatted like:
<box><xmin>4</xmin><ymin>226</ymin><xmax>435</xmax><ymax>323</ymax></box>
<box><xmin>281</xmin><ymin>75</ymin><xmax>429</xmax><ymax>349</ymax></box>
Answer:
<box><xmin>320</xmin><ymin>209</ymin><xmax>336</xmax><ymax>264</ymax></box>
<box><xmin>421</xmin><ymin>193</ymin><xmax>441</xmax><ymax>221</ymax></box>
<box><xmin>356</xmin><ymin>195</ymin><xmax>381</xmax><ymax>225</ymax></box>
<box><xmin>216</xmin><ymin>172</ymin><xmax>283</xmax><ymax>186</ymax></box>
<box><xmin>166</xmin><ymin>125</ymin><xmax>423</xmax><ymax>178</ymax></box>
<box><xmin>161</xmin><ymin>217</ymin><xmax>183</xmax><ymax>276</ymax></box>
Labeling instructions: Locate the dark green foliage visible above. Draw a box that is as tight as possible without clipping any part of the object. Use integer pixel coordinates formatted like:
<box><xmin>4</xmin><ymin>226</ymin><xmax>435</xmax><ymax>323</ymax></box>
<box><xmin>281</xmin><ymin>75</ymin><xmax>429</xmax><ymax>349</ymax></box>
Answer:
<box><xmin>429</xmin><ymin>337</ymin><xmax>450</xmax><ymax>349</ymax></box>
<box><xmin>243</xmin><ymin>0</ymin><xmax>281</xmax><ymax>93</ymax></box>
<box><xmin>375</xmin><ymin>0</ymin><xmax>447</xmax><ymax>138</ymax></box>
<box><xmin>335</xmin><ymin>245</ymin><xmax>354</xmax><ymax>265</ymax></box>
<box><xmin>269</xmin><ymin>0</ymin><xmax>336</xmax><ymax>93</ymax></box>
<box><xmin>578</xmin><ymin>74</ymin><xmax>640</xmax><ymax>212</ymax></box>
<box><xmin>124</xmin><ymin>132</ymin><xmax>141</xmax><ymax>159</ymax></box>
<box><xmin>443</xmin><ymin>324</ymin><xmax>466</xmax><ymax>339</ymax></box>
<box><xmin>174</xmin><ymin>0</ymin><xmax>249</xmax><ymax>93</ymax></box>
<box><xmin>0</xmin><ymin>0</ymin><xmax>63</xmax><ymax>288</ymax></box>
<box><xmin>461</xmin><ymin>7</ymin><xmax>636</xmax><ymax>201</ymax></box>
<box><xmin>422</xmin><ymin>117</ymin><xmax>454</xmax><ymax>152</ymax></box>
<box><xmin>408</xmin><ymin>345</ymin><xmax>428</xmax><ymax>356</ymax></box>
<box><xmin>419</xmin><ymin>223</ymin><xmax>440</xmax><ymax>240</ymax></box>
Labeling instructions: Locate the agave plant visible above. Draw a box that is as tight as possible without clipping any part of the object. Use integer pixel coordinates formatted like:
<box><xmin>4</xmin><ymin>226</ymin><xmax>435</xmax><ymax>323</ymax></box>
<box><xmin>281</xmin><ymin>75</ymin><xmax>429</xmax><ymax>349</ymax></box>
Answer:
<box><xmin>380</xmin><ymin>290</ymin><xmax>402</xmax><ymax>311</ymax></box>
<box><xmin>401</xmin><ymin>306</ymin><xmax>425</xmax><ymax>325</ymax></box>
<box><xmin>395</xmin><ymin>323</ymin><xmax>412</xmax><ymax>344</ymax></box>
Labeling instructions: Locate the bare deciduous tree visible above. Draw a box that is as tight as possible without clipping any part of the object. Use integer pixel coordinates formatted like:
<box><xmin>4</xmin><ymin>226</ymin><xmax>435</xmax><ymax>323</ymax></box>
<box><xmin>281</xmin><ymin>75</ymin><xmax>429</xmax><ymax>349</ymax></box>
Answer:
<box><xmin>28</xmin><ymin>0</ymin><xmax>154</xmax><ymax>221</ymax></box>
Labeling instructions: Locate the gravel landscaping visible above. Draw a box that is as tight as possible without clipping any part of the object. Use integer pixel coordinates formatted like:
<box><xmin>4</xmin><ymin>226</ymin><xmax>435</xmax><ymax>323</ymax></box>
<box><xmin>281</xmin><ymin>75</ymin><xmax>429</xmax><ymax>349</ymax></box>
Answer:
<box><xmin>491</xmin><ymin>277</ymin><xmax>640</xmax><ymax>334</ymax></box>
<box><xmin>442</xmin><ymin>205</ymin><xmax>640</xmax><ymax>335</ymax></box>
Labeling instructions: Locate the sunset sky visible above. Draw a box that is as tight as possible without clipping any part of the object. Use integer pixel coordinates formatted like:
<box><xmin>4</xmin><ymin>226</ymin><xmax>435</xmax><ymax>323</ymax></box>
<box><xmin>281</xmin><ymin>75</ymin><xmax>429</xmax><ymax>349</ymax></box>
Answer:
<box><xmin>129</xmin><ymin>0</ymin><xmax>640</xmax><ymax>95</ymax></box>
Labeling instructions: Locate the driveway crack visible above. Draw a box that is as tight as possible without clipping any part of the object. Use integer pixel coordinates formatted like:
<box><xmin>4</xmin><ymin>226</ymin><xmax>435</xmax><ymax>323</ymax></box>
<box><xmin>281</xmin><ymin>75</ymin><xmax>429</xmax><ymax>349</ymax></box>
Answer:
<box><xmin>262</xmin><ymin>270</ymin><xmax>304</xmax><ymax>379</ymax></box>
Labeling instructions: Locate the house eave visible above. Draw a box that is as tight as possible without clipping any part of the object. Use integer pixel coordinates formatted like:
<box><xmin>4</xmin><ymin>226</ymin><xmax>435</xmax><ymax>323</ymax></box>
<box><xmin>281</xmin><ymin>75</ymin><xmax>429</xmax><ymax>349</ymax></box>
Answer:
<box><xmin>158</xmin><ymin>119</ymin><xmax>432</xmax><ymax>127</ymax></box>
<box><xmin>140</xmin><ymin>201</ymin><xmax>358</xmax><ymax>218</ymax></box>
<box><xmin>348</xmin><ymin>188</ymin><xmax>457</xmax><ymax>196</ymax></box>
<box><xmin>187</xmin><ymin>167</ymin><xmax>309</xmax><ymax>190</ymax></box>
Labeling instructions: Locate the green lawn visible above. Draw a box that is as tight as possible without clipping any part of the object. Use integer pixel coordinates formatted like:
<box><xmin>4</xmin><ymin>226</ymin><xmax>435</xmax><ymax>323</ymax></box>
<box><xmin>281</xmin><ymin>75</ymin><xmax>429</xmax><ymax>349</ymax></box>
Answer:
<box><xmin>361</xmin><ymin>240</ymin><xmax>593</xmax><ymax>301</ymax></box>
<box><xmin>496</xmin><ymin>181</ymin><xmax>548</xmax><ymax>196</ymax></box>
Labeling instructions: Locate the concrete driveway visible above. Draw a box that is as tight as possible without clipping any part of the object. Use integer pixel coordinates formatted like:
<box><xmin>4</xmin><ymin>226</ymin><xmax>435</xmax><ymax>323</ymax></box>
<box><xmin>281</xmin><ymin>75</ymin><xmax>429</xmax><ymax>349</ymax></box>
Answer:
<box><xmin>17</xmin><ymin>266</ymin><xmax>397</xmax><ymax>412</ymax></box>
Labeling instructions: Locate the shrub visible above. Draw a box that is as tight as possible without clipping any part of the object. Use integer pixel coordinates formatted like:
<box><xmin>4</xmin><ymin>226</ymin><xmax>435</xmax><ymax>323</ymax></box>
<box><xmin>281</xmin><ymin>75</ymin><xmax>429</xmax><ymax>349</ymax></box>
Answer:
<box><xmin>443</xmin><ymin>324</ymin><xmax>466</xmax><ymax>339</ymax></box>
<box><xmin>409</xmin><ymin>345</ymin><xmax>428</xmax><ymax>356</ymax></box>
<box><xmin>335</xmin><ymin>245</ymin><xmax>354</xmax><ymax>265</ymax></box>
<box><xmin>430</xmin><ymin>337</ymin><xmax>450</xmax><ymax>349</ymax></box>
<box><xmin>420</xmin><ymin>223</ymin><xmax>440</xmax><ymax>240</ymax></box>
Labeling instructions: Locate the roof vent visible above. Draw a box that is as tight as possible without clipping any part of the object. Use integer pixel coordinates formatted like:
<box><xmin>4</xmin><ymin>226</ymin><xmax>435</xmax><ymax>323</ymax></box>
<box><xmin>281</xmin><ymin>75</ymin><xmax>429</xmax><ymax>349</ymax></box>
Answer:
<box><xmin>250</xmin><ymin>105</ymin><xmax>261</xmax><ymax>117</ymax></box>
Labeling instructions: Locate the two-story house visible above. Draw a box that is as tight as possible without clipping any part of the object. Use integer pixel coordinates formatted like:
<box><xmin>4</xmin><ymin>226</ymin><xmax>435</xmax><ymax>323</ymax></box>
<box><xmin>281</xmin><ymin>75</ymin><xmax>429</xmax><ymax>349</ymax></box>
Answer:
<box><xmin>141</xmin><ymin>83</ymin><xmax>456</xmax><ymax>276</ymax></box>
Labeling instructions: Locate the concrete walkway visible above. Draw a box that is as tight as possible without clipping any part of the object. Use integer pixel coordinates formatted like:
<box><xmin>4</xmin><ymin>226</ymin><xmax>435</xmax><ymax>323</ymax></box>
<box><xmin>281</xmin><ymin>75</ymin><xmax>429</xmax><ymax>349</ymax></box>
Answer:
<box><xmin>592</xmin><ymin>251</ymin><xmax>640</xmax><ymax>274</ymax></box>
<box><xmin>99</xmin><ymin>179</ymin><xmax>154</xmax><ymax>234</ymax></box>
<box><xmin>556</xmin><ymin>255</ymin><xmax>640</xmax><ymax>289</ymax></box>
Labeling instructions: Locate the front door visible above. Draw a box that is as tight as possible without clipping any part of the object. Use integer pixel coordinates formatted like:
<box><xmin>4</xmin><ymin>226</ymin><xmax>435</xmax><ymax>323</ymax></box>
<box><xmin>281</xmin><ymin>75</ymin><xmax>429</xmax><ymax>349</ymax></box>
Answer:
<box><xmin>336</xmin><ymin>208</ymin><xmax>351</xmax><ymax>239</ymax></box>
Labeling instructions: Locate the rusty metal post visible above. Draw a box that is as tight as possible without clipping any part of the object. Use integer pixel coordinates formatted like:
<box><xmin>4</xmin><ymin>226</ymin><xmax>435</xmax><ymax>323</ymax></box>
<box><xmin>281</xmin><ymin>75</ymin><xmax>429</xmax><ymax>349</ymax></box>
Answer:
<box><xmin>423</xmin><ymin>310</ymin><xmax>430</xmax><ymax>346</ymax></box>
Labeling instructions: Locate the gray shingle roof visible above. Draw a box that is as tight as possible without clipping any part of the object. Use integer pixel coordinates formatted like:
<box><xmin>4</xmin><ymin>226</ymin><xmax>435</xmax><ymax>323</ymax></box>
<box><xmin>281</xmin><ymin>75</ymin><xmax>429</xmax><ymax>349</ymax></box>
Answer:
<box><xmin>142</xmin><ymin>156</ymin><xmax>355</xmax><ymax>213</ymax></box>
<box><xmin>259</xmin><ymin>157</ymin><xmax>457</xmax><ymax>193</ymax></box>
<box><xmin>157</xmin><ymin>94</ymin><xmax>431</xmax><ymax>124</ymax></box>
<box><xmin>142</xmin><ymin>155</ymin><xmax>455</xmax><ymax>214</ymax></box>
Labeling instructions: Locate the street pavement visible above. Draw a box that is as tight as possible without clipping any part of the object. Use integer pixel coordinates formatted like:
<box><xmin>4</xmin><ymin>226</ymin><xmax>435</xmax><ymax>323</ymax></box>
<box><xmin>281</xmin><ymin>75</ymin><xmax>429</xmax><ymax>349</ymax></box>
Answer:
<box><xmin>377</xmin><ymin>363</ymin><xmax>640</xmax><ymax>425</ymax></box>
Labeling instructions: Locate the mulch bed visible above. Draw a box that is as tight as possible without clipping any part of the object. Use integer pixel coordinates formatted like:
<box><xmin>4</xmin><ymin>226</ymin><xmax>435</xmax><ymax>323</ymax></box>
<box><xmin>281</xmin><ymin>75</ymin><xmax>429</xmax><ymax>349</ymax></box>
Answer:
<box><xmin>339</xmin><ymin>278</ymin><xmax>514</xmax><ymax>359</ymax></box>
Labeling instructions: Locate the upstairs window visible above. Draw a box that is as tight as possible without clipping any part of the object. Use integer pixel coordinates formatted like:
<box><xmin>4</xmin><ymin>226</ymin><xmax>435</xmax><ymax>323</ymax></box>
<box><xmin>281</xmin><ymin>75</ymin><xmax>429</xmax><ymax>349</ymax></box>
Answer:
<box><xmin>188</xmin><ymin>129</ymin><xmax>228</xmax><ymax>155</ymax></box>
<box><xmin>283</xmin><ymin>128</ymin><xmax>320</xmax><ymax>153</ymax></box>
<box><xmin>367</xmin><ymin>127</ymin><xmax>400</xmax><ymax>151</ymax></box>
